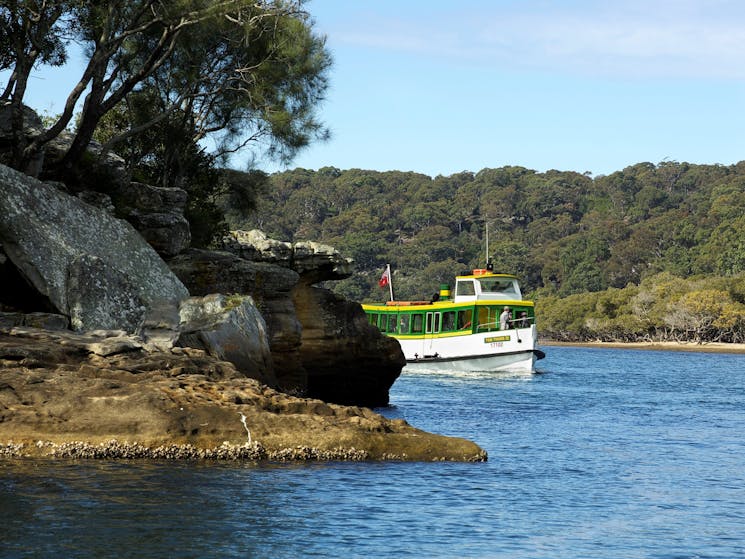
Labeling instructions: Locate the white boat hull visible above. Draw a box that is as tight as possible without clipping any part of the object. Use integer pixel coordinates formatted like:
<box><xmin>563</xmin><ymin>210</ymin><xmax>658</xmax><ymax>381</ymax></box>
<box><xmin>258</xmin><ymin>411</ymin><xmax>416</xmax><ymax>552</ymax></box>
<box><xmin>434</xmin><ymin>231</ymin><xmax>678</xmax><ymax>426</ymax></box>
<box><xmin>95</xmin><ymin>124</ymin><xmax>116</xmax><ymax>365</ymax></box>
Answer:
<box><xmin>395</xmin><ymin>325</ymin><xmax>542</xmax><ymax>373</ymax></box>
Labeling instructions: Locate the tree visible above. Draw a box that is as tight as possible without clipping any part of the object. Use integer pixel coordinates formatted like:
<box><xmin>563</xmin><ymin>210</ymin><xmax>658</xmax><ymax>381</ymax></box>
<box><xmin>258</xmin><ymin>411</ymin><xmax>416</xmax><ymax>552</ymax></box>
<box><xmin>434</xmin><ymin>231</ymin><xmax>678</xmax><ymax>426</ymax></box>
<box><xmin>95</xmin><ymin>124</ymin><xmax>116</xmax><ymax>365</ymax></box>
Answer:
<box><xmin>1</xmin><ymin>0</ymin><xmax>75</xmax><ymax>169</ymax></box>
<box><xmin>697</xmin><ymin>216</ymin><xmax>745</xmax><ymax>276</ymax></box>
<box><xmin>2</xmin><ymin>0</ymin><xmax>330</xmax><ymax>180</ymax></box>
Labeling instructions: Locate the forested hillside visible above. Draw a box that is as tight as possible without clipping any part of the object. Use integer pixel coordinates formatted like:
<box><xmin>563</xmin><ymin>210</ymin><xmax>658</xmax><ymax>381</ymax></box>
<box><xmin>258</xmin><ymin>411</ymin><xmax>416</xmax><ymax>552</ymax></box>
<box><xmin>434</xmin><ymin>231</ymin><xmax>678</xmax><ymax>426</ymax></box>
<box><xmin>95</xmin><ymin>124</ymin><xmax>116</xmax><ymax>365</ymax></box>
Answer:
<box><xmin>224</xmin><ymin>161</ymin><xmax>745</xmax><ymax>342</ymax></box>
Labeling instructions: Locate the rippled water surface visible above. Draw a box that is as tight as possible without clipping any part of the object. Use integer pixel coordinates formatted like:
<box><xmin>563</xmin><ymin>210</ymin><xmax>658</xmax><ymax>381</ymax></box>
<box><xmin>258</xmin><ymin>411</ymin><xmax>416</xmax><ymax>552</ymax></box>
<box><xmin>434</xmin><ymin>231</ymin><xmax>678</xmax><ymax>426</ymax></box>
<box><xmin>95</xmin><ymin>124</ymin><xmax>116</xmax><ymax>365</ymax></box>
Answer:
<box><xmin>2</xmin><ymin>346</ymin><xmax>745</xmax><ymax>558</ymax></box>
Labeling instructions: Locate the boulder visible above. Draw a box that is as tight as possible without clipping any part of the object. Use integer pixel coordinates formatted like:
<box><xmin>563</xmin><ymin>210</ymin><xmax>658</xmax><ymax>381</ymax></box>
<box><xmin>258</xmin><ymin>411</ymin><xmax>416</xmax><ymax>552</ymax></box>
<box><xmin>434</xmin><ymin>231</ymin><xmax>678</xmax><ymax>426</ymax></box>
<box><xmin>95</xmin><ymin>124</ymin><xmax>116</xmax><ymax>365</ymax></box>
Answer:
<box><xmin>0</xmin><ymin>102</ymin><xmax>45</xmax><ymax>175</ymax></box>
<box><xmin>30</xmin><ymin>126</ymin><xmax>189</xmax><ymax>257</ymax></box>
<box><xmin>168</xmin><ymin>249</ymin><xmax>304</xmax><ymax>390</ymax></box>
<box><xmin>110</xmin><ymin>182</ymin><xmax>191</xmax><ymax>257</ymax></box>
<box><xmin>41</xmin><ymin>130</ymin><xmax>130</xmax><ymax>193</ymax></box>
<box><xmin>222</xmin><ymin>229</ymin><xmax>354</xmax><ymax>282</ymax></box>
<box><xmin>0</xmin><ymin>163</ymin><xmax>189</xmax><ymax>334</ymax></box>
<box><xmin>294</xmin><ymin>285</ymin><xmax>405</xmax><ymax>406</ymax></box>
<box><xmin>177</xmin><ymin>294</ymin><xmax>276</xmax><ymax>386</ymax></box>
<box><xmin>0</xmin><ymin>102</ymin><xmax>44</xmax><ymax>139</ymax></box>
<box><xmin>67</xmin><ymin>253</ymin><xmax>146</xmax><ymax>332</ymax></box>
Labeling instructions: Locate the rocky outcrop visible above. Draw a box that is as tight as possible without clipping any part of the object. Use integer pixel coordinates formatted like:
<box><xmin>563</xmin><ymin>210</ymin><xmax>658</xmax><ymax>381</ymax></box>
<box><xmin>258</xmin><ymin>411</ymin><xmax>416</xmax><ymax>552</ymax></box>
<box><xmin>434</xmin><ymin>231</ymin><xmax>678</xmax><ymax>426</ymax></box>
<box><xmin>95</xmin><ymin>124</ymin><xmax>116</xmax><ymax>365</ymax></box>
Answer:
<box><xmin>177</xmin><ymin>294</ymin><xmax>276</xmax><ymax>386</ymax></box>
<box><xmin>1</xmin><ymin>163</ymin><xmax>402</xmax><ymax>405</ymax></box>
<box><xmin>0</xmin><ymin>163</ymin><xmax>189</xmax><ymax>333</ymax></box>
<box><xmin>170</xmin><ymin>231</ymin><xmax>406</xmax><ymax>407</ymax></box>
<box><xmin>294</xmin><ymin>286</ymin><xmax>404</xmax><ymax>405</ymax></box>
<box><xmin>223</xmin><ymin>229</ymin><xmax>353</xmax><ymax>282</ymax></box>
<box><xmin>168</xmin><ymin>249</ymin><xmax>304</xmax><ymax>389</ymax></box>
<box><xmin>110</xmin><ymin>182</ymin><xmax>191</xmax><ymax>258</ymax></box>
<box><xmin>0</xmin><ymin>107</ymin><xmax>461</xmax><ymax>460</ymax></box>
<box><xmin>1</xmin><ymin>104</ymin><xmax>190</xmax><ymax>259</ymax></box>
<box><xmin>0</xmin><ymin>328</ymin><xmax>486</xmax><ymax>462</ymax></box>
<box><xmin>0</xmin><ymin>103</ymin><xmax>45</xmax><ymax>176</ymax></box>
<box><xmin>222</xmin><ymin>231</ymin><xmax>404</xmax><ymax>406</ymax></box>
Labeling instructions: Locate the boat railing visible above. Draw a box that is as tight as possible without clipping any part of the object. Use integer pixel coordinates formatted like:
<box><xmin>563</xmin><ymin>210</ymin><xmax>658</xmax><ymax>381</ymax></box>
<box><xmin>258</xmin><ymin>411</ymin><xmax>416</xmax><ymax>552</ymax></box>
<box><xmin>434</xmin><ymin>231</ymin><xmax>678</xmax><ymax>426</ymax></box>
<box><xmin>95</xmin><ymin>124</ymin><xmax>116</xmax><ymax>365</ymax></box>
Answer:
<box><xmin>477</xmin><ymin>317</ymin><xmax>535</xmax><ymax>332</ymax></box>
<box><xmin>510</xmin><ymin>317</ymin><xmax>535</xmax><ymax>328</ymax></box>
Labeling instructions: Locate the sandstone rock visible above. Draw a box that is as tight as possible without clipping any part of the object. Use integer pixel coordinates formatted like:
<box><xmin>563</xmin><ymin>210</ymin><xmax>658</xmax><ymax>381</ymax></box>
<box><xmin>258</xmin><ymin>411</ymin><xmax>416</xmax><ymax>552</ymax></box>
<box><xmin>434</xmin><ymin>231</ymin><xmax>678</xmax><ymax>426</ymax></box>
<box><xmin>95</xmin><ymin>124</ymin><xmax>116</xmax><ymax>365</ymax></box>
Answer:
<box><xmin>178</xmin><ymin>294</ymin><xmax>276</xmax><ymax>386</ymax></box>
<box><xmin>292</xmin><ymin>239</ymin><xmax>355</xmax><ymax>283</ymax></box>
<box><xmin>139</xmin><ymin>299</ymin><xmax>183</xmax><ymax>352</ymax></box>
<box><xmin>111</xmin><ymin>182</ymin><xmax>191</xmax><ymax>257</ymax></box>
<box><xmin>19</xmin><ymin>312</ymin><xmax>69</xmax><ymax>331</ymax></box>
<box><xmin>0</xmin><ymin>163</ymin><xmax>189</xmax><ymax>333</ymax></box>
<box><xmin>169</xmin><ymin>245</ymin><xmax>404</xmax><ymax>406</ymax></box>
<box><xmin>218</xmin><ymin>230</ymin><xmax>403</xmax><ymax>406</ymax></box>
<box><xmin>168</xmin><ymin>249</ymin><xmax>304</xmax><ymax>390</ymax></box>
<box><xmin>222</xmin><ymin>229</ymin><xmax>353</xmax><ymax>282</ymax></box>
<box><xmin>0</xmin><ymin>102</ymin><xmax>44</xmax><ymax>138</ymax></box>
<box><xmin>41</xmin><ymin>131</ymin><xmax>130</xmax><ymax>193</ymax></box>
<box><xmin>126</xmin><ymin>210</ymin><xmax>191</xmax><ymax>258</ymax></box>
<box><xmin>294</xmin><ymin>285</ymin><xmax>404</xmax><ymax>407</ymax></box>
<box><xmin>76</xmin><ymin>190</ymin><xmax>115</xmax><ymax>214</ymax></box>
<box><xmin>67</xmin><ymin>253</ymin><xmax>146</xmax><ymax>332</ymax></box>
<box><xmin>222</xmin><ymin>229</ymin><xmax>293</xmax><ymax>262</ymax></box>
<box><xmin>8</xmin><ymin>119</ymin><xmax>188</xmax><ymax>257</ymax></box>
<box><xmin>0</xmin><ymin>103</ymin><xmax>45</xmax><ymax>175</ymax></box>
<box><xmin>0</xmin><ymin>312</ymin><xmax>23</xmax><ymax>329</ymax></box>
<box><xmin>0</xmin><ymin>329</ymin><xmax>487</xmax><ymax>462</ymax></box>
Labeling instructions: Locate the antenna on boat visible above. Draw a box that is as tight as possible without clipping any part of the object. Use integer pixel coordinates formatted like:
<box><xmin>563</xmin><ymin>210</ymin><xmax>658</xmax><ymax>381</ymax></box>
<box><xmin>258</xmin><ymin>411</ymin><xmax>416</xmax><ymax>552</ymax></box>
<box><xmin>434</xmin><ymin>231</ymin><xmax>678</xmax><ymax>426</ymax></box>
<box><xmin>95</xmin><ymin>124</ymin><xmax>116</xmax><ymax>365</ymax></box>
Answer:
<box><xmin>485</xmin><ymin>220</ymin><xmax>490</xmax><ymax>268</ymax></box>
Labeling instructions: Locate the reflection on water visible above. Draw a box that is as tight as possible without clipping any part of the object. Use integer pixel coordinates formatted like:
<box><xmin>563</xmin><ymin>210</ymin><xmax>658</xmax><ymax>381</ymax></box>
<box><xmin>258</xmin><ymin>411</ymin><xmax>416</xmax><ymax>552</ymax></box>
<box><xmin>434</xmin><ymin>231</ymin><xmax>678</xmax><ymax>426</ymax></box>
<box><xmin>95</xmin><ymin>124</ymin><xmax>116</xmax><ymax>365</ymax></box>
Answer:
<box><xmin>2</xmin><ymin>347</ymin><xmax>745</xmax><ymax>558</ymax></box>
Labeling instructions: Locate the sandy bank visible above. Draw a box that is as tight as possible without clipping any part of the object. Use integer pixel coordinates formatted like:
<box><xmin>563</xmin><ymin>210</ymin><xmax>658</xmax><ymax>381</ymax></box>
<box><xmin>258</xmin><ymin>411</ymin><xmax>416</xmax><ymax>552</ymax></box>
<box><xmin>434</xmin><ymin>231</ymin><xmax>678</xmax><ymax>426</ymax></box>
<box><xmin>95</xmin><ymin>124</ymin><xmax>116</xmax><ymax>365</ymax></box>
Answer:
<box><xmin>541</xmin><ymin>340</ymin><xmax>745</xmax><ymax>355</ymax></box>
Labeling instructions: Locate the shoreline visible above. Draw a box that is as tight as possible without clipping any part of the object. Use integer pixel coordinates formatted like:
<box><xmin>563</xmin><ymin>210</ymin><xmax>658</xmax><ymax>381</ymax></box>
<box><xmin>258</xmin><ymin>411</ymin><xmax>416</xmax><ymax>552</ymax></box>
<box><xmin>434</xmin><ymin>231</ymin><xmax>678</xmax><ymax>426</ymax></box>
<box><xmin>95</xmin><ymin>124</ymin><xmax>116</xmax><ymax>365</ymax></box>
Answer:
<box><xmin>540</xmin><ymin>340</ymin><xmax>745</xmax><ymax>355</ymax></box>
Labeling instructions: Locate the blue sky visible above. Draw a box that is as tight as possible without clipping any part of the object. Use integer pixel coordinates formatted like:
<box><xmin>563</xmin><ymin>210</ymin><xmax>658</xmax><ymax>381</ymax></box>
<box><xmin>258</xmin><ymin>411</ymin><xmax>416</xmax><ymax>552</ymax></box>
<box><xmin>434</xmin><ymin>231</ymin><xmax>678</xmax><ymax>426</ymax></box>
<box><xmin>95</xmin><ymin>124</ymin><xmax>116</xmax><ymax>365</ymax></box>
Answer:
<box><xmin>10</xmin><ymin>0</ymin><xmax>745</xmax><ymax>178</ymax></box>
<box><xmin>282</xmin><ymin>0</ymin><xmax>745</xmax><ymax>177</ymax></box>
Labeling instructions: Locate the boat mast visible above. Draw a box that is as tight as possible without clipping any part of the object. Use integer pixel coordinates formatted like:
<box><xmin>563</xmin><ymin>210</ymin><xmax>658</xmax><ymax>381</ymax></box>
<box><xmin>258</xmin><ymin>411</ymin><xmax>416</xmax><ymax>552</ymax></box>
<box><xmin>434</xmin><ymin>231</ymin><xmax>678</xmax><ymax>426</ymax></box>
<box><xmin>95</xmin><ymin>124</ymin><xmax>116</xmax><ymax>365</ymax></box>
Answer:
<box><xmin>485</xmin><ymin>219</ymin><xmax>494</xmax><ymax>271</ymax></box>
<box><xmin>485</xmin><ymin>221</ymin><xmax>489</xmax><ymax>266</ymax></box>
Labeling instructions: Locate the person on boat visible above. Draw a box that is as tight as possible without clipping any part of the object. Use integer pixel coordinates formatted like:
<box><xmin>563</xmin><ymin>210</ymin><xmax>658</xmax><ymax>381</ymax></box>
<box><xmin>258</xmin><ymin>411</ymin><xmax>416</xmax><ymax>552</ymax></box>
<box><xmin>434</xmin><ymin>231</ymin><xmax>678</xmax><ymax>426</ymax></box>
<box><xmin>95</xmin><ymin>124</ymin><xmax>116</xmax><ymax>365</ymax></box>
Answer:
<box><xmin>500</xmin><ymin>306</ymin><xmax>511</xmax><ymax>330</ymax></box>
<box><xmin>517</xmin><ymin>311</ymin><xmax>530</xmax><ymax>328</ymax></box>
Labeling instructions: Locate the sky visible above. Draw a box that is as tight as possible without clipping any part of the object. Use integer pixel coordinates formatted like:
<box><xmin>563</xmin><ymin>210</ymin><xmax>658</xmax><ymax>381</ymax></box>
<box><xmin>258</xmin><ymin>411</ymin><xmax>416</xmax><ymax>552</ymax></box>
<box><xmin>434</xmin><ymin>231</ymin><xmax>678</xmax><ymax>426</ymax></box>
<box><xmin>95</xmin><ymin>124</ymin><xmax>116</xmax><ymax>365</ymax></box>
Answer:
<box><xmin>10</xmin><ymin>0</ymin><xmax>745</xmax><ymax>178</ymax></box>
<box><xmin>282</xmin><ymin>0</ymin><xmax>745</xmax><ymax>177</ymax></box>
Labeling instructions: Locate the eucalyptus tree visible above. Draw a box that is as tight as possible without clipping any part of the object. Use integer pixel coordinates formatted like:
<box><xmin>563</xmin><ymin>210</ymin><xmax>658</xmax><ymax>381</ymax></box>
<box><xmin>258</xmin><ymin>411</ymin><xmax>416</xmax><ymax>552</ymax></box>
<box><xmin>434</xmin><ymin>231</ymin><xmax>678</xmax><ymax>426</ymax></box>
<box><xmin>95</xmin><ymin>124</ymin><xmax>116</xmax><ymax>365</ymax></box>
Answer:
<box><xmin>1</xmin><ymin>0</ymin><xmax>76</xmax><ymax>167</ymax></box>
<box><xmin>1</xmin><ymin>0</ymin><xmax>330</xmax><ymax>181</ymax></box>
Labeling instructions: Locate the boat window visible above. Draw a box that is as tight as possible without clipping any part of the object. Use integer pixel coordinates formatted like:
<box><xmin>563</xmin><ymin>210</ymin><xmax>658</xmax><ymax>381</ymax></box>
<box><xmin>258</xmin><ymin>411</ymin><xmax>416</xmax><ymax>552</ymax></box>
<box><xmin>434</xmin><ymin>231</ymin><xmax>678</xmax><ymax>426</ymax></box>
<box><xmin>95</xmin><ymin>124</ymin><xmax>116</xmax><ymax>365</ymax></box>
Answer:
<box><xmin>477</xmin><ymin>306</ymin><xmax>498</xmax><ymax>332</ymax></box>
<box><xmin>477</xmin><ymin>278</ymin><xmax>521</xmax><ymax>298</ymax></box>
<box><xmin>387</xmin><ymin>314</ymin><xmax>398</xmax><ymax>333</ymax></box>
<box><xmin>457</xmin><ymin>309</ymin><xmax>473</xmax><ymax>330</ymax></box>
<box><xmin>368</xmin><ymin>313</ymin><xmax>378</xmax><ymax>327</ymax></box>
<box><xmin>456</xmin><ymin>280</ymin><xmax>475</xmax><ymax>297</ymax></box>
<box><xmin>411</xmin><ymin>313</ymin><xmax>424</xmax><ymax>333</ymax></box>
<box><xmin>398</xmin><ymin>314</ymin><xmax>410</xmax><ymax>334</ymax></box>
<box><xmin>426</xmin><ymin>312</ymin><xmax>440</xmax><ymax>334</ymax></box>
<box><xmin>442</xmin><ymin>311</ymin><xmax>455</xmax><ymax>332</ymax></box>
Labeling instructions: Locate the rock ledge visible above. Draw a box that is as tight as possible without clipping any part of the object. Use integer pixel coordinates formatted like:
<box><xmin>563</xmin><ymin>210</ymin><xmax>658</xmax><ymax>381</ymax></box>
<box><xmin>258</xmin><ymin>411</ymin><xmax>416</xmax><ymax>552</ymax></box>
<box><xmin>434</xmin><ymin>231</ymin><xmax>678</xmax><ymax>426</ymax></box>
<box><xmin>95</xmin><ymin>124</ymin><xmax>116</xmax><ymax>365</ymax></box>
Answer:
<box><xmin>0</xmin><ymin>329</ymin><xmax>486</xmax><ymax>462</ymax></box>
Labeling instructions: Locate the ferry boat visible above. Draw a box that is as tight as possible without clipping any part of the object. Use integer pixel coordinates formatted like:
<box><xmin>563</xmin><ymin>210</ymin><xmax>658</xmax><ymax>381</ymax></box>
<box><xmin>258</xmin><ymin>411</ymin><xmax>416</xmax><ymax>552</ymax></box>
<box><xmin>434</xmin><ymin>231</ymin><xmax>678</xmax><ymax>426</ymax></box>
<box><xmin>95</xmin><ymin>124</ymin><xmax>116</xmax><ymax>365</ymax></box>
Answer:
<box><xmin>362</xmin><ymin>263</ymin><xmax>545</xmax><ymax>372</ymax></box>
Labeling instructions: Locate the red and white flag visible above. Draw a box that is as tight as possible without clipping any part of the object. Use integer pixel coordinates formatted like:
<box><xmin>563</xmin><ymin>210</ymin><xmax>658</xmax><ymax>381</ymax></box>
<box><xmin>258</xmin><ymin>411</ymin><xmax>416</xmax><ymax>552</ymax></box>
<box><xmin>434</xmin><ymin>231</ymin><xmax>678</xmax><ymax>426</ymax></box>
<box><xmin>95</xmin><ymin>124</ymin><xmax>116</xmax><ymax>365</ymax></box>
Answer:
<box><xmin>378</xmin><ymin>265</ymin><xmax>391</xmax><ymax>288</ymax></box>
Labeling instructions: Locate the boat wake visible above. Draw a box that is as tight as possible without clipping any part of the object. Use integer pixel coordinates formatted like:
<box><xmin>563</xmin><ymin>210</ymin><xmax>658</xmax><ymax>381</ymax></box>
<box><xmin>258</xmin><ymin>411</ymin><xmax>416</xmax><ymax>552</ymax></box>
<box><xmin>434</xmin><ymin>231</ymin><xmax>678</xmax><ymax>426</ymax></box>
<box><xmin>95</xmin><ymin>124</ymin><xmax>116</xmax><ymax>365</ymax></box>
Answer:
<box><xmin>401</xmin><ymin>367</ymin><xmax>536</xmax><ymax>382</ymax></box>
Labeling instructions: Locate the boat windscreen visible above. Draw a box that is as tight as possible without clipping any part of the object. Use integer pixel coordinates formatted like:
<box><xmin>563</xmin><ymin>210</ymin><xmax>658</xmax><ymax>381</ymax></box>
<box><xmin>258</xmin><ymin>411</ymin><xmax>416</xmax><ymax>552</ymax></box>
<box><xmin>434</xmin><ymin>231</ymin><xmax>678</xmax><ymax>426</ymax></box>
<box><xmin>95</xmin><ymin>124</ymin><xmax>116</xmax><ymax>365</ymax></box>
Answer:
<box><xmin>477</xmin><ymin>278</ymin><xmax>520</xmax><ymax>298</ymax></box>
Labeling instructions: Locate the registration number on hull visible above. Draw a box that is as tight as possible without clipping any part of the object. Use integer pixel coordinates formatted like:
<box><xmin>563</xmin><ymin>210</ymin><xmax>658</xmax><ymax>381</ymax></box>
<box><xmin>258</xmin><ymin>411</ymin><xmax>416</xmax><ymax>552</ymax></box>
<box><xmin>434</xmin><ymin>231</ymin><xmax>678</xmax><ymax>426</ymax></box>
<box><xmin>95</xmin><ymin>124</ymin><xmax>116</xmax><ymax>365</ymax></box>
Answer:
<box><xmin>484</xmin><ymin>335</ymin><xmax>510</xmax><ymax>343</ymax></box>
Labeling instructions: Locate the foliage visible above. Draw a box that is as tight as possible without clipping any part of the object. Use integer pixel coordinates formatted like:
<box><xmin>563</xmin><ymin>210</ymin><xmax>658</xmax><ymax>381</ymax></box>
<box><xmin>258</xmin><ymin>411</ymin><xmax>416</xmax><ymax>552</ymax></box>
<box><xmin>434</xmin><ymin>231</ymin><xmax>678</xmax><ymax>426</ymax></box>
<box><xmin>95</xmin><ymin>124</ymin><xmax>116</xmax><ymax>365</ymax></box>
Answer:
<box><xmin>224</xmin><ymin>160</ymin><xmax>745</xmax><ymax>343</ymax></box>
<box><xmin>537</xmin><ymin>273</ymin><xmax>745</xmax><ymax>343</ymax></box>
<box><xmin>2</xmin><ymin>0</ymin><xmax>331</xmax><ymax>183</ymax></box>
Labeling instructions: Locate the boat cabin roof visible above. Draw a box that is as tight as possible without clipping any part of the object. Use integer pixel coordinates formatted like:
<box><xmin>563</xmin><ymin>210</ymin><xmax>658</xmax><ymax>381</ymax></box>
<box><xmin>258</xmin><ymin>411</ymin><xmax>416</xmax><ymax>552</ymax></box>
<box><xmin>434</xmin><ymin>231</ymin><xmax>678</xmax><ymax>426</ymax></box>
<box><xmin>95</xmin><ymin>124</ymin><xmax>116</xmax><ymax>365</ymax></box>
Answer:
<box><xmin>453</xmin><ymin>270</ymin><xmax>522</xmax><ymax>302</ymax></box>
<box><xmin>364</xmin><ymin>269</ymin><xmax>527</xmax><ymax>310</ymax></box>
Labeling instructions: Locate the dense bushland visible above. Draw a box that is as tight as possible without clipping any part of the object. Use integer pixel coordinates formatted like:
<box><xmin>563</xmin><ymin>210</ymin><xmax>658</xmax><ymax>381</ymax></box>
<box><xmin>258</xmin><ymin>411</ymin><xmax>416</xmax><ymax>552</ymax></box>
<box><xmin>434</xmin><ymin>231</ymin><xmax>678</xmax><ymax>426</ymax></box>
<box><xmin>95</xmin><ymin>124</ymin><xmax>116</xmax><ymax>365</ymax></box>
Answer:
<box><xmin>226</xmin><ymin>161</ymin><xmax>745</xmax><ymax>343</ymax></box>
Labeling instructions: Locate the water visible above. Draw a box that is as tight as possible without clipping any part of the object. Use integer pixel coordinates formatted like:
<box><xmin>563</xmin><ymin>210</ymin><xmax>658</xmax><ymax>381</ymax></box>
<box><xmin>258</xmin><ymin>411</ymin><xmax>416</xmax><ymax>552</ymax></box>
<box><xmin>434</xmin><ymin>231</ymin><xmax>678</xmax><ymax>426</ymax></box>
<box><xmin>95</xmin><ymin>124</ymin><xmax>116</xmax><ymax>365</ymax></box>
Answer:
<box><xmin>2</xmin><ymin>346</ymin><xmax>745</xmax><ymax>558</ymax></box>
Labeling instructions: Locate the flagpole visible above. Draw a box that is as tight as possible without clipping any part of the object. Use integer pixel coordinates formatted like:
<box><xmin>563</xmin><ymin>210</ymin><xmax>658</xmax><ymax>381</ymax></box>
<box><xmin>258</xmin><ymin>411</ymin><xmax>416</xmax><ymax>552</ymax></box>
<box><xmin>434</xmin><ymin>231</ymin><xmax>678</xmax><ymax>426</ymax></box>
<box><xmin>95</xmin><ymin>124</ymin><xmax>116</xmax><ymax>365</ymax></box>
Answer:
<box><xmin>387</xmin><ymin>264</ymin><xmax>394</xmax><ymax>301</ymax></box>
